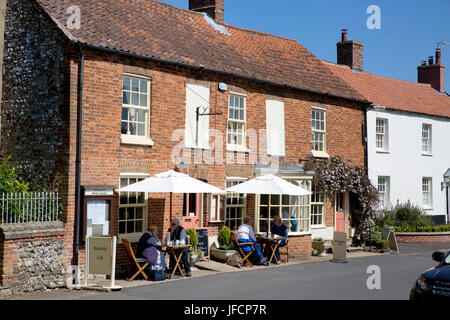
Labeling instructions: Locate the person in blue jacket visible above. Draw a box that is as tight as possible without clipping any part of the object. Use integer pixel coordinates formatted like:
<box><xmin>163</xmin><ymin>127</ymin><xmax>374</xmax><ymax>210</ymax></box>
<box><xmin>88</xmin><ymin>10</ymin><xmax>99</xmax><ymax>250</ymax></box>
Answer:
<box><xmin>270</xmin><ymin>215</ymin><xmax>288</xmax><ymax>264</ymax></box>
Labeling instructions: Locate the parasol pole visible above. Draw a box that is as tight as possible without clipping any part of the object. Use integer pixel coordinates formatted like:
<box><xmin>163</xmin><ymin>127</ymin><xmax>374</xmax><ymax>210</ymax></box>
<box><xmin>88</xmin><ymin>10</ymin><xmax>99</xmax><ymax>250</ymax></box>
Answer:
<box><xmin>170</xmin><ymin>192</ymin><xmax>173</xmax><ymax>221</ymax></box>
<box><xmin>267</xmin><ymin>194</ymin><xmax>271</xmax><ymax>235</ymax></box>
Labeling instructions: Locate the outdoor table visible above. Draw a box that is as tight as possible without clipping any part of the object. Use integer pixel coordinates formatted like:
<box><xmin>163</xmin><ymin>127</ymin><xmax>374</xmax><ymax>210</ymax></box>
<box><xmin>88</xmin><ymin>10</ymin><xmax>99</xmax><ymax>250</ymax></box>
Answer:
<box><xmin>257</xmin><ymin>236</ymin><xmax>282</xmax><ymax>265</ymax></box>
<box><xmin>161</xmin><ymin>244</ymin><xmax>191</xmax><ymax>279</ymax></box>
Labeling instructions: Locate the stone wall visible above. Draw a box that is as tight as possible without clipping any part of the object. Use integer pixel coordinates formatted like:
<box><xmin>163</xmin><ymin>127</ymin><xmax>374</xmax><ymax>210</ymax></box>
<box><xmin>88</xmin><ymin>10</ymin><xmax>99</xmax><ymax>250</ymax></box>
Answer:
<box><xmin>0</xmin><ymin>221</ymin><xmax>66</xmax><ymax>297</ymax></box>
<box><xmin>2</xmin><ymin>0</ymin><xmax>67</xmax><ymax>188</ymax></box>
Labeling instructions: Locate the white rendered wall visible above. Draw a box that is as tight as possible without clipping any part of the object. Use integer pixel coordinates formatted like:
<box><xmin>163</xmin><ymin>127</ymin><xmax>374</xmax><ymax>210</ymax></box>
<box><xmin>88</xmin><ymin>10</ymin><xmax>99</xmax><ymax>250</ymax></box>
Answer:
<box><xmin>367</xmin><ymin>109</ymin><xmax>450</xmax><ymax>221</ymax></box>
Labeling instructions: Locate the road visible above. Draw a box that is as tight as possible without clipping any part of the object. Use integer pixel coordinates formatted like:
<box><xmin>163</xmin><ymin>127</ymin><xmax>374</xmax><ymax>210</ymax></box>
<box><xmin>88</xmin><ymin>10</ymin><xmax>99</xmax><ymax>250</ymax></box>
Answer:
<box><xmin>14</xmin><ymin>242</ymin><xmax>448</xmax><ymax>301</ymax></box>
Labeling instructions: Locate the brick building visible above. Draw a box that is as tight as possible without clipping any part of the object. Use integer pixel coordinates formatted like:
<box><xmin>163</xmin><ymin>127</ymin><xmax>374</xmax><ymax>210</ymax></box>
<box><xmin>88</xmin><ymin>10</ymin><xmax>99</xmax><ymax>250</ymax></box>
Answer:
<box><xmin>2</xmin><ymin>0</ymin><xmax>370</xmax><ymax>279</ymax></box>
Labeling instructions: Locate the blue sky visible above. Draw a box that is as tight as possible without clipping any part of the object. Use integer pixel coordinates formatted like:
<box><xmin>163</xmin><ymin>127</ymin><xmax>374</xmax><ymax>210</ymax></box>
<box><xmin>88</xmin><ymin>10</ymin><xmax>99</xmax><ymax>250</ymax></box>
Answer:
<box><xmin>161</xmin><ymin>0</ymin><xmax>450</xmax><ymax>92</ymax></box>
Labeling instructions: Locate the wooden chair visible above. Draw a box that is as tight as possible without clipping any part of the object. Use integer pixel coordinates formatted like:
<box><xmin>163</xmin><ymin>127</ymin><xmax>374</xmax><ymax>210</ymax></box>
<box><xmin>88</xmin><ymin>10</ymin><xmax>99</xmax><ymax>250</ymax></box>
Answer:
<box><xmin>279</xmin><ymin>238</ymin><xmax>289</xmax><ymax>263</ymax></box>
<box><xmin>231</xmin><ymin>232</ymin><xmax>255</xmax><ymax>267</ymax></box>
<box><xmin>122</xmin><ymin>238</ymin><xmax>149</xmax><ymax>281</ymax></box>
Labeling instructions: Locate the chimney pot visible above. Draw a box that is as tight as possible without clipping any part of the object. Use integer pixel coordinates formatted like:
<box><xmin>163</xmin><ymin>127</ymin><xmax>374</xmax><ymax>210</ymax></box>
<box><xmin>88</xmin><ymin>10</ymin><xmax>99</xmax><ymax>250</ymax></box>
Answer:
<box><xmin>421</xmin><ymin>60</ymin><xmax>427</xmax><ymax>66</ymax></box>
<box><xmin>428</xmin><ymin>56</ymin><xmax>434</xmax><ymax>65</ymax></box>
<box><xmin>341</xmin><ymin>29</ymin><xmax>348</xmax><ymax>42</ymax></box>
<box><xmin>436</xmin><ymin>48</ymin><xmax>441</xmax><ymax>64</ymax></box>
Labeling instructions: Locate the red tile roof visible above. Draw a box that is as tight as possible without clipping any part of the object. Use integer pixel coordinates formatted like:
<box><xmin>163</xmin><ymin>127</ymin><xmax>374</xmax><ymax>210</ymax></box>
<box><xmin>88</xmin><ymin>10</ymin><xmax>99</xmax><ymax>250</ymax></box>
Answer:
<box><xmin>323</xmin><ymin>61</ymin><xmax>450</xmax><ymax>118</ymax></box>
<box><xmin>35</xmin><ymin>0</ymin><xmax>367</xmax><ymax>103</ymax></box>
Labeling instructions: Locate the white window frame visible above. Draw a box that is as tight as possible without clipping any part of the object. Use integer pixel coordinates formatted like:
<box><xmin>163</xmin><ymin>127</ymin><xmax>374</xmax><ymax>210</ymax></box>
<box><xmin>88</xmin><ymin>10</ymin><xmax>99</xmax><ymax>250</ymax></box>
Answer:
<box><xmin>311</xmin><ymin>185</ymin><xmax>326</xmax><ymax>227</ymax></box>
<box><xmin>421</xmin><ymin>123</ymin><xmax>432</xmax><ymax>155</ymax></box>
<box><xmin>311</xmin><ymin>107</ymin><xmax>328</xmax><ymax>158</ymax></box>
<box><xmin>376</xmin><ymin>118</ymin><xmax>389</xmax><ymax>152</ymax></box>
<box><xmin>118</xmin><ymin>173</ymin><xmax>149</xmax><ymax>242</ymax></box>
<box><xmin>422</xmin><ymin>177</ymin><xmax>433</xmax><ymax>209</ymax></box>
<box><xmin>256</xmin><ymin>176</ymin><xmax>312</xmax><ymax>235</ymax></box>
<box><xmin>209</xmin><ymin>193</ymin><xmax>224</xmax><ymax>223</ymax></box>
<box><xmin>227</xmin><ymin>92</ymin><xmax>249</xmax><ymax>152</ymax></box>
<box><xmin>121</xmin><ymin>74</ymin><xmax>153</xmax><ymax>146</ymax></box>
<box><xmin>377</xmin><ymin>176</ymin><xmax>390</xmax><ymax>210</ymax></box>
<box><xmin>225</xmin><ymin>177</ymin><xmax>247</xmax><ymax>231</ymax></box>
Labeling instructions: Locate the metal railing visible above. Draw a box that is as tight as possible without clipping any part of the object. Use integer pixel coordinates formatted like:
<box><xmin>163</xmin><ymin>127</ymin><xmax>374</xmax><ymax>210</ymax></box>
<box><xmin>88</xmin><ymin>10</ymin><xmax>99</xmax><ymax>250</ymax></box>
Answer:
<box><xmin>0</xmin><ymin>191</ymin><xmax>61</xmax><ymax>224</ymax></box>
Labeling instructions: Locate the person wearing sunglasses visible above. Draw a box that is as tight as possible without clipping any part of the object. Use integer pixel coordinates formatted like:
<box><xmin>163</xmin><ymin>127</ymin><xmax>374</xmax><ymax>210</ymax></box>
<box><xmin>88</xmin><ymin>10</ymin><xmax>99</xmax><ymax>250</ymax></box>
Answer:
<box><xmin>167</xmin><ymin>218</ymin><xmax>191</xmax><ymax>277</ymax></box>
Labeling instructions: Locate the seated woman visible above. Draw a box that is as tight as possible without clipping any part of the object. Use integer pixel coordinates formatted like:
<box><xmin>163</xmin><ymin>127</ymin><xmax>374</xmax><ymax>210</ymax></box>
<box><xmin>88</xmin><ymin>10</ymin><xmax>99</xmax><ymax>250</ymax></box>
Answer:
<box><xmin>137</xmin><ymin>225</ymin><xmax>167</xmax><ymax>281</ymax></box>
<box><xmin>271</xmin><ymin>215</ymin><xmax>288</xmax><ymax>265</ymax></box>
<box><xmin>237</xmin><ymin>216</ymin><xmax>266</xmax><ymax>265</ymax></box>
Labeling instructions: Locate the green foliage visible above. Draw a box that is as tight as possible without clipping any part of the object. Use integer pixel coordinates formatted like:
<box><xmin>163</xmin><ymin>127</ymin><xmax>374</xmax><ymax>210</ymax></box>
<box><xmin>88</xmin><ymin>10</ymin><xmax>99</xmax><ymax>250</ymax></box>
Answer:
<box><xmin>218</xmin><ymin>226</ymin><xmax>232</xmax><ymax>250</ymax></box>
<box><xmin>371</xmin><ymin>231</ymin><xmax>382</xmax><ymax>241</ymax></box>
<box><xmin>187</xmin><ymin>228</ymin><xmax>198</xmax><ymax>250</ymax></box>
<box><xmin>0</xmin><ymin>156</ymin><xmax>29</xmax><ymax>194</ymax></box>
<box><xmin>374</xmin><ymin>240</ymin><xmax>389</xmax><ymax>251</ymax></box>
<box><xmin>376</xmin><ymin>201</ymin><xmax>434</xmax><ymax>231</ymax></box>
<box><xmin>312</xmin><ymin>237</ymin><xmax>324</xmax><ymax>242</ymax></box>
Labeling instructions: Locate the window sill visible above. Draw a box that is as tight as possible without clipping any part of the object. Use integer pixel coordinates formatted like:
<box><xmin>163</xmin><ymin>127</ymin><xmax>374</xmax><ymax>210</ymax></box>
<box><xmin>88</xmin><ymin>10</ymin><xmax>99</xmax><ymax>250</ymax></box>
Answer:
<box><xmin>121</xmin><ymin>135</ymin><xmax>154</xmax><ymax>146</ymax></box>
<box><xmin>376</xmin><ymin>149</ymin><xmax>390</xmax><ymax>154</ymax></box>
<box><xmin>311</xmin><ymin>151</ymin><xmax>329</xmax><ymax>159</ymax></box>
<box><xmin>287</xmin><ymin>231</ymin><xmax>312</xmax><ymax>236</ymax></box>
<box><xmin>421</xmin><ymin>152</ymin><xmax>432</xmax><ymax>157</ymax></box>
<box><xmin>422</xmin><ymin>206</ymin><xmax>433</xmax><ymax>211</ymax></box>
<box><xmin>226</xmin><ymin>145</ymin><xmax>250</xmax><ymax>153</ymax></box>
<box><xmin>311</xmin><ymin>225</ymin><xmax>327</xmax><ymax>230</ymax></box>
<box><xmin>118</xmin><ymin>233</ymin><xmax>142</xmax><ymax>243</ymax></box>
<box><xmin>185</xmin><ymin>145</ymin><xmax>211</xmax><ymax>150</ymax></box>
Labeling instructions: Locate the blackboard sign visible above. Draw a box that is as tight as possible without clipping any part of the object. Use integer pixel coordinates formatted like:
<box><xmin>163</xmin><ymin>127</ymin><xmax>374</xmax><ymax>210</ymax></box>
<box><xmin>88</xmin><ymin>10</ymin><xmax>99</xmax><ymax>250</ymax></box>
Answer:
<box><xmin>195</xmin><ymin>228</ymin><xmax>209</xmax><ymax>259</ymax></box>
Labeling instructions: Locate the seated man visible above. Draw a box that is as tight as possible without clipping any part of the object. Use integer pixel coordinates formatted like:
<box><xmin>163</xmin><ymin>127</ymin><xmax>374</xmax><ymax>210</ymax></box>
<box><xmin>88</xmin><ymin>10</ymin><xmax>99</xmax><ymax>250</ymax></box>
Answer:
<box><xmin>237</xmin><ymin>216</ymin><xmax>266</xmax><ymax>265</ymax></box>
<box><xmin>270</xmin><ymin>215</ymin><xmax>288</xmax><ymax>265</ymax></box>
<box><xmin>168</xmin><ymin>218</ymin><xmax>191</xmax><ymax>277</ymax></box>
<box><xmin>136</xmin><ymin>225</ymin><xmax>167</xmax><ymax>281</ymax></box>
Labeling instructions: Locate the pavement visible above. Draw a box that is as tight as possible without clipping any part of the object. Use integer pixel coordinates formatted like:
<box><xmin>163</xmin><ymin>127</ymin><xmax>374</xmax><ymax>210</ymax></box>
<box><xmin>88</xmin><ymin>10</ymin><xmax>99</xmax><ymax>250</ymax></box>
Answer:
<box><xmin>3</xmin><ymin>243</ymin><xmax>449</xmax><ymax>300</ymax></box>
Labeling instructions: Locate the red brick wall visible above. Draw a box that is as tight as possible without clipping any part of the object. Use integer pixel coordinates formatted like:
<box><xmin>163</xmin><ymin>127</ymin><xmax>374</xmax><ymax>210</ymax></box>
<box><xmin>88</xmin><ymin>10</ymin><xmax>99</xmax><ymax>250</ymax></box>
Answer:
<box><xmin>395</xmin><ymin>232</ymin><xmax>450</xmax><ymax>243</ymax></box>
<box><xmin>58</xmin><ymin>48</ymin><xmax>366</xmax><ymax>272</ymax></box>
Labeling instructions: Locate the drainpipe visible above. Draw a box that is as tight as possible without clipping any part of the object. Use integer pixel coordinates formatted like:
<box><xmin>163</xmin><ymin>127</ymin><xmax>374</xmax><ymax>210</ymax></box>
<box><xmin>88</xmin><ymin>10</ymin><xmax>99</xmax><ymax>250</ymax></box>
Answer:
<box><xmin>73</xmin><ymin>44</ymin><xmax>85</xmax><ymax>276</ymax></box>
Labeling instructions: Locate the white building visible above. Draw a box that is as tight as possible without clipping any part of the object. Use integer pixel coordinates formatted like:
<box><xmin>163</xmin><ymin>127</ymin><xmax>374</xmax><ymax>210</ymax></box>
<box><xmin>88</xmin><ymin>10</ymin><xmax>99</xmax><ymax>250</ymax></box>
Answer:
<box><xmin>324</xmin><ymin>31</ymin><xmax>450</xmax><ymax>224</ymax></box>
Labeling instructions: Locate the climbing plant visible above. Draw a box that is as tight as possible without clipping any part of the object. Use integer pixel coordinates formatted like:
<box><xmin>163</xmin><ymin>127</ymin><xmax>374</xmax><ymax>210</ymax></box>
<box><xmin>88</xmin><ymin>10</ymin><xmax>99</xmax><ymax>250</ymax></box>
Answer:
<box><xmin>304</xmin><ymin>156</ymin><xmax>379</xmax><ymax>246</ymax></box>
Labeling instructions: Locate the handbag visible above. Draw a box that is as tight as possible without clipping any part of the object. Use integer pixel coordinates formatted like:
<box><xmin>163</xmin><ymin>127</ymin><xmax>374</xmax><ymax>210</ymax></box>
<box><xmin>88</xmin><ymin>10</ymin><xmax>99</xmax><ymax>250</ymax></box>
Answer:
<box><xmin>152</xmin><ymin>269</ymin><xmax>167</xmax><ymax>281</ymax></box>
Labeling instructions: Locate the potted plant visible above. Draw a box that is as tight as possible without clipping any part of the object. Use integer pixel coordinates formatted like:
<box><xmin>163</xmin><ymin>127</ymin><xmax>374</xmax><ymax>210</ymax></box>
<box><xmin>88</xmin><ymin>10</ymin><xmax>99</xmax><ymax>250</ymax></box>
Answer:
<box><xmin>312</xmin><ymin>237</ymin><xmax>325</xmax><ymax>254</ymax></box>
<box><xmin>210</xmin><ymin>226</ymin><xmax>237</xmax><ymax>262</ymax></box>
<box><xmin>187</xmin><ymin>228</ymin><xmax>204</xmax><ymax>265</ymax></box>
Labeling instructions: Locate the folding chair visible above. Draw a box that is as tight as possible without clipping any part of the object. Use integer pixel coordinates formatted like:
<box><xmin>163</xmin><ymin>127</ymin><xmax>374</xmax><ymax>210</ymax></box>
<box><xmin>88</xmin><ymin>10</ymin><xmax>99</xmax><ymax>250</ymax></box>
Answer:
<box><xmin>279</xmin><ymin>238</ymin><xmax>289</xmax><ymax>263</ymax></box>
<box><xmin>231</xmin><ymin>232</ymin><xmax>255</xmax><ymax>267</ymax></box>
<box><xmin>122</xmin><ymin>238</ymin><xmax>149</xmax><ymax>281</ymax></box>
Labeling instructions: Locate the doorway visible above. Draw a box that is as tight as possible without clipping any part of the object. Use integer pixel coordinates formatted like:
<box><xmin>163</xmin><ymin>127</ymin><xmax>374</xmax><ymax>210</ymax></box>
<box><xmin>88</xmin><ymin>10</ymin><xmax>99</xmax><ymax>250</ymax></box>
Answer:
<box><xmin>181</xmin><ymin>193</ymin><xmax>201</xmax><ymax>229</ymax></box>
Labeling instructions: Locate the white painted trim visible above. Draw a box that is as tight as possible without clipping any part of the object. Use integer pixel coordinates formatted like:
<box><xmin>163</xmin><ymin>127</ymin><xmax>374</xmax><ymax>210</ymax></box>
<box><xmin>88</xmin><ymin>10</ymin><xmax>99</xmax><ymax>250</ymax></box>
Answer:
<box><xmin>311</xmin><ymin>150</ymin><xmax>330</xmax><ymax>159</ymax></box>
<box><xmin>120</xmin><ymin>135</ymin><xmax>154</xmax><ymax>146</ymax></box>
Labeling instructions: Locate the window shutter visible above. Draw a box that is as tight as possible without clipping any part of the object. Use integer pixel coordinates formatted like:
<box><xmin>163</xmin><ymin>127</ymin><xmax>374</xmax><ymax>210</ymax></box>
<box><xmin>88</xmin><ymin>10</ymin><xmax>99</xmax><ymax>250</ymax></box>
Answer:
<box><xmin>185</xmin><ymin>84</ymin><xmax>210</xmax><ymax>149</ymax></box>
<box><xmin>265</xmin><ymin>99</ymin><xmax>286</xmax><ymax>156</ymax></box>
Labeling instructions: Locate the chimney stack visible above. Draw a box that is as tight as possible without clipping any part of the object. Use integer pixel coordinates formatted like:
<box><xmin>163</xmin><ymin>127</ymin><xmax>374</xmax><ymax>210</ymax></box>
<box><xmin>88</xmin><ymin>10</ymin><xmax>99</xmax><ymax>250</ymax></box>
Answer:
<box><xmin>337</xmin><ymin>29</ymin><xmax>364</xmax><ymax>72</ymax></box>
<box><xmin>189</xmin><ymin>0</ymin><xmax>224</xmax><ymax>24</ymax></box>
<box><xmin>418</xmin><ymin>48</ymin><xmax>445</xmax><ymax>92</ymax></box>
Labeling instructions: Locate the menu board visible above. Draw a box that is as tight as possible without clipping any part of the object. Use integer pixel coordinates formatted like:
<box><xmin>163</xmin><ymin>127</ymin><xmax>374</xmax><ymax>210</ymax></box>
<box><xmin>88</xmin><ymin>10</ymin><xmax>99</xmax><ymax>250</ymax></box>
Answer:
<box><xmin>195</xmin><ymin>228</ymin><xmax>209</xmax><ymax>259</ymax></box>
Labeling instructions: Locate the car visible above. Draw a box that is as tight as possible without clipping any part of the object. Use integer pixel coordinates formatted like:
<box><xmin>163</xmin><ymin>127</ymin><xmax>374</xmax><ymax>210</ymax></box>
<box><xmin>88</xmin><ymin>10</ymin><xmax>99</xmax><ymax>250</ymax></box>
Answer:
<box><xmin>410</xmin><ymin>250</ymin><xmax>450</xmax><ymax>301</ymax></box>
